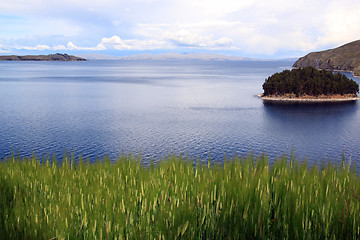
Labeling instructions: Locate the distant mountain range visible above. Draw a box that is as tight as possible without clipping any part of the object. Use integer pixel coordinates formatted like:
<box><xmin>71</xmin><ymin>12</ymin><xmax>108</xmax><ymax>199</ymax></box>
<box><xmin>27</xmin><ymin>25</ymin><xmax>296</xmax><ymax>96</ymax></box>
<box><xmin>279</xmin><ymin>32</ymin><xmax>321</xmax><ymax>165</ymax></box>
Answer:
<box><xmin>120</xmin><ymin>53</ymin><xmax>252</xmax><ymax>61</ymax></box>
<box><xmin>293</xmin><ymin>40</ymin><xmax>360</xmax><ymax>77</ymax></box>
<box><xmin>78</xmin><ymin>53</ymin><xmax>297</xmax><ymax>62</ymax></box>
<box><xmin>0</xmin><ymin>53</ymin><xmax>86</xmax><ymax>61</ymax></box>
<box><xmin>0</xmin><ymin>52</ymin><xmax>298</xmax><ymax>62</ymax></box>
<box><xmin>76</xmin><ymin>53</ymin><xmax>122</xmax><ymax>60</ymax></box>
<box><xmin>79</xmin><ymin>53</ymin><xmax>252</xmax><ymax>61</ymax></box>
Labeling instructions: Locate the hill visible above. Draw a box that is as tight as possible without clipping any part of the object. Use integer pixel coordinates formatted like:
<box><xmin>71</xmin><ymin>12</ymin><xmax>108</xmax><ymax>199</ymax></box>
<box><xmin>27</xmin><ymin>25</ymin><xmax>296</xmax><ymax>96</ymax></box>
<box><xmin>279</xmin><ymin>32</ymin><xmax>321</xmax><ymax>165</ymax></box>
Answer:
<box><xmin>262</xmin><ymin>67</ymin><xmax>359</xmax><ymax>99</ymax></box>
<box><xmin>0</xmin><ymin>53</ymin><xmax>86</xmax><ymax>61</ymax></box>
<box><xmin>293</xmin><ymin>40</ymin><xmax>360</xmax><ymax>77</ymax></box>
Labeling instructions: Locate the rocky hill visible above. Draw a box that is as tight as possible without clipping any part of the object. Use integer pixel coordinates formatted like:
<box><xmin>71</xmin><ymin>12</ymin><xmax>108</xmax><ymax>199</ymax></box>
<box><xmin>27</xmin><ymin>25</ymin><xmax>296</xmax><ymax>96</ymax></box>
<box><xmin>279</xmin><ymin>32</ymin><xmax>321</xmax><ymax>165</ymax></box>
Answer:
<box><xmin>293</xmin><ymin>40</ymin><xmax>360</xmax><ymax>77</ymax></box>
<box><xmin>0</xmin><ymin>53</ymin><xmax>86</xmax><ymax>61</ymax></box>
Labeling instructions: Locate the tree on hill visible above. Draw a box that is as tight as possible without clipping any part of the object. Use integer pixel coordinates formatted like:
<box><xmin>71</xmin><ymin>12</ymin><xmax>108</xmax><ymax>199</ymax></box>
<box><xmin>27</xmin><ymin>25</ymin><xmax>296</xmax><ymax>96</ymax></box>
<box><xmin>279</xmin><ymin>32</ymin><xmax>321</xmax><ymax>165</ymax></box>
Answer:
<box><xmin>262</xmin><ymin>67</ymin><xmax>359</xmax><ymax>97</ymax></box>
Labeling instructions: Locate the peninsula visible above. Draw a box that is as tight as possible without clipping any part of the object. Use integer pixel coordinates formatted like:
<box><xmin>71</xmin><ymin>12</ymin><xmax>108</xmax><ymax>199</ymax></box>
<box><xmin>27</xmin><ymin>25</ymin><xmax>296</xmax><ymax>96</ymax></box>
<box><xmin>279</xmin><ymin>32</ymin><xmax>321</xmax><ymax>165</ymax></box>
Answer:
<box><xmin>293</xmin><ymin>39</ymin><xmax>360</xmax><ymax>77</ymax></box>
<box><xmin>0</xmin><ymin>53</ymin><xmax>86</xmax><ymax>61</ymax></box>
<box><xmin>260</xmin><ymin>67</ymin><xmax>360</xmax><ymax>103</ymax></box>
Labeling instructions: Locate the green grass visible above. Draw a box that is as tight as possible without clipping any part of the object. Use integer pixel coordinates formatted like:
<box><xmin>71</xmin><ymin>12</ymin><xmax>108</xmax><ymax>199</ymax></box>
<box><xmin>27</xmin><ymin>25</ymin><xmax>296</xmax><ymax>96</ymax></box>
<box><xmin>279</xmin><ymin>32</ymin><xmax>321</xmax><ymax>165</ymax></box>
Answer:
<box><xmin>0</xmin><ymin>154</ymin><xmax>360</xmax><ymax>239</ymax></box>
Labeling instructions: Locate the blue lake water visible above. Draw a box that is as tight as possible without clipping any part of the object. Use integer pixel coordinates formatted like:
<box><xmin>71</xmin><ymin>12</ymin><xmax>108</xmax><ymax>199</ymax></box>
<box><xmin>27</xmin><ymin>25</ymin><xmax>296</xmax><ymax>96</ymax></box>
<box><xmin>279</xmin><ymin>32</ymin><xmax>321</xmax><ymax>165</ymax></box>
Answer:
<box><xmin>0</xmin><ymin>60</ymin><xmax>360</xmax><ymax>166</ymax></box>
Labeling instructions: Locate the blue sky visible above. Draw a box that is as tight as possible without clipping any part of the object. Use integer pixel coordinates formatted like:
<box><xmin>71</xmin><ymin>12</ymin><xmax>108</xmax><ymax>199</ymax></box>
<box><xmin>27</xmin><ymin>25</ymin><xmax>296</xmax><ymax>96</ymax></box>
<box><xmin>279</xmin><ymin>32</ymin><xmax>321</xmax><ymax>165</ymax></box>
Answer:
<box><xmin>1</xmin><ymin>0</ymin><xmax>359</xmax><ymax>58</ymax></box>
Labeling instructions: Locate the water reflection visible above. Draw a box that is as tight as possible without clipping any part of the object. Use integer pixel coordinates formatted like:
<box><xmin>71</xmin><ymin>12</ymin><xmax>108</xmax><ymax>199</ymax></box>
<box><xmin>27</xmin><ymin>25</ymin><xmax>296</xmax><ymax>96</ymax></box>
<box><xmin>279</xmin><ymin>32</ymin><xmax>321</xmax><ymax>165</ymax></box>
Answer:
<box><xmin>263</xmin><ymin>101</ymin><xmax>358</xmax><ymax>122</ymax></box>
<box><xmin>262</xmin><ymin>101</ymin><xmax>360</xmax><ymax>165</ymax></box>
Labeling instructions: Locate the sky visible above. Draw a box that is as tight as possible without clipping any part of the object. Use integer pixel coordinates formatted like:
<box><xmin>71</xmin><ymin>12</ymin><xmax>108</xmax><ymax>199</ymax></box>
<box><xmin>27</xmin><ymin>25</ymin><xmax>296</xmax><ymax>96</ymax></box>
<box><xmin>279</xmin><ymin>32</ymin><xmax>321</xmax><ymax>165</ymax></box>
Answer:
<box><xmin>0</xmin><ymin>0</ymin><xmax>360</xmax><ymax>58</ymax></box>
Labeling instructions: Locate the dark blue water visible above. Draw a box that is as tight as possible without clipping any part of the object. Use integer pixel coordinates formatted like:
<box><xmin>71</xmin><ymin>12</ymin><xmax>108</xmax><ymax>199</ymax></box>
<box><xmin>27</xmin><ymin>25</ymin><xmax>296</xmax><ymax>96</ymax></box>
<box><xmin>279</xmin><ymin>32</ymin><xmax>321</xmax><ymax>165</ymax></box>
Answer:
<box><xmin>0</xmin><ymin>60</ymin><xmax>359</xmax><ymax>166</ymax></box>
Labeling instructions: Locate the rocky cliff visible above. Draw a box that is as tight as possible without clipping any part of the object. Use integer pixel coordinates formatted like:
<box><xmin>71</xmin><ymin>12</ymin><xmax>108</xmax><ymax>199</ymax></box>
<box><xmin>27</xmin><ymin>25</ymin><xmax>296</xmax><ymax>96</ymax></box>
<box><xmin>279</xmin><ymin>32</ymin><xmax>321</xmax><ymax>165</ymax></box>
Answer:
<box><xmin>293</xmin><ymin>40</ymin><xmax>360</xmax><ymax>77</ymax></box>
<box><xmin>0</xmin><ymin>53</ymin><xmax>86</xmax><ymax>61</ymax></box>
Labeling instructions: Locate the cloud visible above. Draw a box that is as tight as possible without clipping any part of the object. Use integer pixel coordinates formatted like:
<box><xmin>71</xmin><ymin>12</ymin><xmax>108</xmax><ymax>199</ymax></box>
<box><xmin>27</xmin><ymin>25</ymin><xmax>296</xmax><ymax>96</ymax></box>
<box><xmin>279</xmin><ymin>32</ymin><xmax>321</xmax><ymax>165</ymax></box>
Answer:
<box><xmin>7</xmin><ymin>41</ymin><xmax>105</xmax><ymax>52</ymax></box>
<box><xmin>163</xmin><ymin>30</ymin><xmax>234</xmax><ymax>48</ymax></box>
<box><xmin>1</xmin><ymin>0</ymin><xmax>360</xmax><ymax>57</ymax></box>
<box><xmin>6</xmin><ymin>32</ymin><xmax>234</xmax><ymax>53</ymax></box>
<box><xmin>212</xmin><ymin>37</ymin><xmax>234</xmax><ymax>48</ymax></box>
<box><xmin>0</xmin><ymin>44</ymin><xmax>10</xmax><ymax>53</ymax></box>
<box><xmin>13</xmin><ymin>44</ymin><xmax>62</xmax><ymax>51</ymax></box>
<box><xmin>96</xmin><ymin>33</ymin><xmax>234</xmax><ymax>50</ymax></box>
<box><xmin>52</xmin><ymin>45</ymin><xmax>67</xmax><ymax>51</ymax></box>
<box><xmin>163</xmin><ymin>30</ymin><xmax>211</xmax><ymax>47</ymax></box>
<box><xmin>316</xmin><ymin>1</ymin><xmax>360</xmax><ymax>47</ymax></box>
<box><xmin>66</xmin><ymin>41</ymin><xmax>105</xmax><ymax>51</ymax></box>
<box><xmin>21</xmin><ymin>44</ymin><xmax>51</xmax><ymax>51</ymax></box>
<box><xmin>66</xmin><ymin>42</ymin><xmax>78</xmax><ymax>50</ymax></box>
<box><xmin>99</xmin><ymin>36</ymin><xmax>168</xmax><ymax>50</ymax></box>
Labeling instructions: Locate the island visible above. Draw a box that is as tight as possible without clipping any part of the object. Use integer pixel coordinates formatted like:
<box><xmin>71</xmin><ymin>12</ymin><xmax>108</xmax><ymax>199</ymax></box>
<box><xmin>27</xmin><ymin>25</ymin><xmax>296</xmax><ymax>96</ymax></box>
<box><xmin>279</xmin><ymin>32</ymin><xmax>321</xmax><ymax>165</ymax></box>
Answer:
<box><xmin>260</xmin><ymin>67</ymin><xmax>360</xmax><ymax>103</ymax></box>
<box><xmin>293</xmin><ymin>39</ymin><xmax>360</xmax><ymax>77</ymax></box>
<box><xmin>0</xmin><ymin>53</ymin><xmax>86</xmax><ymax>61</ymax></box>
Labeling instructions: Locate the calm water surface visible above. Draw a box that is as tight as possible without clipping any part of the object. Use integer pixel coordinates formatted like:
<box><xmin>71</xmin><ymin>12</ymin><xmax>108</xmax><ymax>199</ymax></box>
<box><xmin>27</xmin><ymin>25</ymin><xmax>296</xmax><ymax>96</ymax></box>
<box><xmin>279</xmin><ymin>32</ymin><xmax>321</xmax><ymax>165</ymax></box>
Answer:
<box><xmin>0</xmin><ymin>60</ymin><xmax>359</xmax><ymax>166</ymax></box>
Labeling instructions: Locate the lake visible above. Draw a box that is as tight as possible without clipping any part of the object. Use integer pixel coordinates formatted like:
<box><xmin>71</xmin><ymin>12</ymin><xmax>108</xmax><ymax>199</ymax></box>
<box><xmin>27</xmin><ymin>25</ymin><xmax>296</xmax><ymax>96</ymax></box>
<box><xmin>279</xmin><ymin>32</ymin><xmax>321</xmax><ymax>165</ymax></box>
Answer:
<box><xmin>0</xmin><ymin>60</ymin><xmax>359</xmax><ymax>166</ymax></box>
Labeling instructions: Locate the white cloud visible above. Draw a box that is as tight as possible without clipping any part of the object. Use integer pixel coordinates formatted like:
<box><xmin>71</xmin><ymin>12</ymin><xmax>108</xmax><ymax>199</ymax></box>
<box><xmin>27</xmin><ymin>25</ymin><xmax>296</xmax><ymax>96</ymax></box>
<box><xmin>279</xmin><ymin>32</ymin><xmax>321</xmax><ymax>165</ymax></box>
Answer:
<box><xmin>99</xmin><ymin>36</ymin><xmax>122</xmax><ymax>46</ymax></box>
<box><xmin>99</xmin><ymin>36</ymin><xmax>168</xmax><ymax>50</ymax></box>
<box><xmin>316</xmin><ymin>1</ymin><xmax>360</xmax><ymax>47</ymax></box>
<box><xmin>163</xmin><ymin>30</ymin><xmax>210</xmax><ymax>47</ymax></box>
<box><xmin>52</xmin><ymin>45</ymin><xmax>67</xmax><ymax>51</ymax></box>
<box><xmin>162</xmin><ymin>30</ymin><xmax>234</xmax><ymax>48</ymax></box>
<box><xmin>66</xmin><ymin>41</ymin><xmax>106</xmax><ymax>51</ymax></box>
<box><xmin>7</xmin><ymin>33</ymin><xmax>234</xmax><ymax>52</ymax></box>
<box><xmin>212</xmin><ymin>37</ymin><xmax>234</xmax><ymax>48</ymax></box>
<box><xmin>0</xmin><ymin>44</ymin><xmax>10</xmax><ymax>53</ymax></box>
<box><xmin>7</xmin><ymin>41</ymin><xmax>105</xmax><ymax>52</ymax></box>
<box><xmin>66</xmin><ymin>42</ymin><xmax>78</xmax><ymax>50</ymax></box>
<box><xmin>22</xmin><ymin>44</ymin><xmax>51</xmax><ymax>51</ymax></box>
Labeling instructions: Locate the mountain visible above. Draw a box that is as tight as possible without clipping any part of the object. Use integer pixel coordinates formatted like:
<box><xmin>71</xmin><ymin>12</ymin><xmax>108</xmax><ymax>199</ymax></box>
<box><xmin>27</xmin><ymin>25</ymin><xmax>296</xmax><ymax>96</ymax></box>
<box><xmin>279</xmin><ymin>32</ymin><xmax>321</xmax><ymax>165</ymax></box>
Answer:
<box><xmin>77</xmin><ymin>53</ymin><xmax>121</xmax><ymax>60</ymax></box>
<box><xmin>120</xmin><ymin>53</ymin><xmax>252</xmax><ymax>61</ymax></box>
<box><xmin>79</xmin><ymin>52</ymin><xmax>298</xmax><ymax>61</ymax></box>
<box><xmin>0</xmin><ymin>53</ymin><xmax>86</xmax><ymax>61</ymax></box>
<box><xmin>80</xmin><ymin>52</ymin><xmax>253</xmax><ymax>61</ymax></box>
<box><xmin>293</xmin><ymin>40</ymin><xmax>360</xmax><ymax>77</ymax></box>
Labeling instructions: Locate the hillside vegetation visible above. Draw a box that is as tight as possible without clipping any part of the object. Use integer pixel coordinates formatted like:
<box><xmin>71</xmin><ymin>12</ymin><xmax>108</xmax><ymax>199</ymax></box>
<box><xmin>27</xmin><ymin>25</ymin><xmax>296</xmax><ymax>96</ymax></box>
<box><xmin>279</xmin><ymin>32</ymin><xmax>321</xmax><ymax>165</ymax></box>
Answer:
<box><xmin>293</xmin><ymin>40</ymin><xmax>360</xmax><ymax>76</ymax></box>
<box><xmin>262</xmin><ymin>67</ymin><xmax>359</xmax><ymax>97</ymax></box>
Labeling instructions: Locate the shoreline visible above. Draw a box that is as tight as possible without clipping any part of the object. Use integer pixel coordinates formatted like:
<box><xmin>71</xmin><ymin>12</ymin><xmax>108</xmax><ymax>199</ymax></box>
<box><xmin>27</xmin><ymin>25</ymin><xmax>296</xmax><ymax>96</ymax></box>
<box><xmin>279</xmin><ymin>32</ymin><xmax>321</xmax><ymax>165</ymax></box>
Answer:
<box><xmin>257</xmin><ymin>94</ymin><xmax>360</xmax><ymax>103</ymax></box>
<box><xmin>292</xmin><ymin>67</ymin><xmax>360</xmax><ymax>78</ymax></box>
<box><xmin>332</xmin><ymin>69</ymin><xmax>360</xmax><ymax>78</ymax></box>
